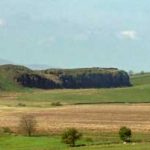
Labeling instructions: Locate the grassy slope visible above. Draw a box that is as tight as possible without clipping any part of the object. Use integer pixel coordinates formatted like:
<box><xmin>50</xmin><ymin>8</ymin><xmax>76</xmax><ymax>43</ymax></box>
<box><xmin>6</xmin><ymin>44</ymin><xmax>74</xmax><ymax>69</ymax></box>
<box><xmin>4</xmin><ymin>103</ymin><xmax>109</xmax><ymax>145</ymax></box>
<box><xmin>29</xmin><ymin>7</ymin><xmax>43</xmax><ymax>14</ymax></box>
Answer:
<box><xmin>15</xmin><ymin>73</ymin><xmax>150</xmax><ymax>105</ymax></box>
<box><xmin>131</xmin><ymin>73</ymin><xmax>150</xmax><ymax>86</ymax></box>
<box><xmin>0</xmin><ymin>70</ymin><xmax>20</xmax><ymax>91</ymax></box>
<box><xmin>0</xmin><ymin>65</ymin><xmax>32</xmax><ymax>91</ymax></box>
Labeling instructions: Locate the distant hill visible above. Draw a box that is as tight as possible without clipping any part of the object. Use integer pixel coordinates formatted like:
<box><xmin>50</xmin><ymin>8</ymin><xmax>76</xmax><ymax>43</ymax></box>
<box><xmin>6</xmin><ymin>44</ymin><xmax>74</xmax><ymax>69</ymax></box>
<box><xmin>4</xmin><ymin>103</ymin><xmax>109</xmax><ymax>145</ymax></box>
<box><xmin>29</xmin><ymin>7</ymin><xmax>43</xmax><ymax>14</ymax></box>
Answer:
<box><xmin>0</xmin><ymin>64</ymin><xmax>131</xmax><ymax>91</ymax></box>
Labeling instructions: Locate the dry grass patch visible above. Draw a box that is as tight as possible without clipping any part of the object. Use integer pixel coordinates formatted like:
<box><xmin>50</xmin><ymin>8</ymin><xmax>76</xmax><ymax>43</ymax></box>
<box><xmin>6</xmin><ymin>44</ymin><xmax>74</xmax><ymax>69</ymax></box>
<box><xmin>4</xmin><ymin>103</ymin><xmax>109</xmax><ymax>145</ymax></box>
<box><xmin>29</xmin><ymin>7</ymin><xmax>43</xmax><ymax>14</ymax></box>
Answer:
<box><xmin>0</xmin><ymin>104</ymin><xmax>150</xmax><ymax>133</ymax></box>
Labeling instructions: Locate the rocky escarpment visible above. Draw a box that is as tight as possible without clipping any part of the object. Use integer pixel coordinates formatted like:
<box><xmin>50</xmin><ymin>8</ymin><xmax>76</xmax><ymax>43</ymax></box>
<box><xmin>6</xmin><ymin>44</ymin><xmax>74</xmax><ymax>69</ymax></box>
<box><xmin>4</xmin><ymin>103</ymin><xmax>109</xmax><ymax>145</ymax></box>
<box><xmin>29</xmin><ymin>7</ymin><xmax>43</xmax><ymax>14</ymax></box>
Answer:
<box><xmin>59</xmin><ymin>71</ymin><xmax>130</xmax><ymax>88</ymax></box>
<box><xmin>0</xmin><ymin>65</ymin><xmax>131</xmax><ymax>90</ymax></box>
<box><xmin>16</xmin><ymin>73</ymin><xmax>60</xmax><ymax>89</ymax></box>
<box><xmin>41</xmin><ymin>68</ymin><xmax>131</xmax><ymax>89</ymax></box>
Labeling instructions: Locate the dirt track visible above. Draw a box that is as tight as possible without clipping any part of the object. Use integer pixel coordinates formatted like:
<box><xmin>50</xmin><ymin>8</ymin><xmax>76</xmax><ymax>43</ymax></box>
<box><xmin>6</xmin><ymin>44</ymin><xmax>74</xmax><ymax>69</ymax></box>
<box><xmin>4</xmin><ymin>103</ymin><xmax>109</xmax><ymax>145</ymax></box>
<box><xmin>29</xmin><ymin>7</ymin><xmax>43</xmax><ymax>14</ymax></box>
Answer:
<box><xmin>0</xmin><ymin>104</ymin><xmax>150</xmax><ymax>132</ymax></box>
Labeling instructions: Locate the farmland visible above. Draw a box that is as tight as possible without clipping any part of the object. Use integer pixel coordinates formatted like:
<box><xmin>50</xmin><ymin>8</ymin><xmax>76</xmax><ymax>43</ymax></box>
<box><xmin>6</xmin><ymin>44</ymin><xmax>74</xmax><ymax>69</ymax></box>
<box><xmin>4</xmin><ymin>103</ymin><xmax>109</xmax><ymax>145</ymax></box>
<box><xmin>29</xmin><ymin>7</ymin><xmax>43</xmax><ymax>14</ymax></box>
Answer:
<box><xmin>0</xmin><ymin>104</ymin><xmax>150</xmax><ymax>132</ymax></box>
<box><xmin>0</xmin><ymin>73</ymin><xmax>149</xmax><ymax>149</ymax></box>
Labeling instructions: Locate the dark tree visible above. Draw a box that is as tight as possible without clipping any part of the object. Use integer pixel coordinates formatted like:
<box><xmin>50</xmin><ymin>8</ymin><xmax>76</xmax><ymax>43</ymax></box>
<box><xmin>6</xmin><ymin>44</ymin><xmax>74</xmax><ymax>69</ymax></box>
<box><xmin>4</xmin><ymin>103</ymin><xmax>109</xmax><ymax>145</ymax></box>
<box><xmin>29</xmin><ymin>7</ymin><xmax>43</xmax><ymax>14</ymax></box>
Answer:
<box><xmin>19</xmin><ymin>114</ymin><xmax>37</xmax><ymax>136</ymax></box>
<box><xmin>62</xmin><ymin>128</ymin><xmax>82</xmax><ymax>147</ymax></box>
<box><xmin>119</xmin><ymin>126</ymin><xmax>132</xmax><ymax>143</ymax></box>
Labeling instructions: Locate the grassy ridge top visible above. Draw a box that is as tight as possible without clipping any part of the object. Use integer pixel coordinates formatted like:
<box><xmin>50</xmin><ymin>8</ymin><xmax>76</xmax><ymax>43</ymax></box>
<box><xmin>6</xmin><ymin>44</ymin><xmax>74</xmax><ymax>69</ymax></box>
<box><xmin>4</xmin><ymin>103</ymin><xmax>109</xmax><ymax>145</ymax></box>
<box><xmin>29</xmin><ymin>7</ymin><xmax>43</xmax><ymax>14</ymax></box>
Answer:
<box><xmin>42</xmin><ymin>67</ymin><xmax>119</xmax><ymax>75</ymax></box>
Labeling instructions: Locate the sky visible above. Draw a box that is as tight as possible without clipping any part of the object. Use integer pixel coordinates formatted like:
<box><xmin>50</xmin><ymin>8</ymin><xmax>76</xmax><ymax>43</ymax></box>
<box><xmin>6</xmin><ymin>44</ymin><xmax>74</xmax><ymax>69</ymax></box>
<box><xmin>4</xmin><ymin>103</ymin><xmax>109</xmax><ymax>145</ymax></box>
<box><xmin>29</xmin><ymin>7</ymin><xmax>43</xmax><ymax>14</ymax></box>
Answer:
<box><xmin>0</xmin><ymin>0</ymin><xmax>149</xmax><ymax>71</ymax></box>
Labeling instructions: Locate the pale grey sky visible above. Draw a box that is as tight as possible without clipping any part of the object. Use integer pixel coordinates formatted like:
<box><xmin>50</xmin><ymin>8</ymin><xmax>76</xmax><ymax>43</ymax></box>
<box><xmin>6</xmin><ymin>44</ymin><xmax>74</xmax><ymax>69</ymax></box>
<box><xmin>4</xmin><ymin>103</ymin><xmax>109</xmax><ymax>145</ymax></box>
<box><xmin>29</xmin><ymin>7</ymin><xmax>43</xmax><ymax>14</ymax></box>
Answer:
<box><xmin>0</xmin><ymin>0</ymin><xmax>149</xmax><ymax>71</ymax></box>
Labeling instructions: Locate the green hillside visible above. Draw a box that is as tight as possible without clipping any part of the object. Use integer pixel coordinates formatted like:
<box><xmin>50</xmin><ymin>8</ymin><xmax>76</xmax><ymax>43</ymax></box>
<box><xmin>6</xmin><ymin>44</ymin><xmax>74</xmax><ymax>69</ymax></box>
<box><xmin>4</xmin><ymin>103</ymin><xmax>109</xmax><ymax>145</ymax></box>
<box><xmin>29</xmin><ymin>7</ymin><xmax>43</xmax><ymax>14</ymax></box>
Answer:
<box><xmin>0</xmin><ymin>65</ymin><xmax>31</xmax><ymax>91</ymax></box>
<box><xmin>0</xmin><ymin>65</ymin><xmax>131</xmax><ymax>91</ymax></box>
<box><xmin>131</xmin><ymin>73</ymin><xmax>150</xmax><ymax>86</ymax></box>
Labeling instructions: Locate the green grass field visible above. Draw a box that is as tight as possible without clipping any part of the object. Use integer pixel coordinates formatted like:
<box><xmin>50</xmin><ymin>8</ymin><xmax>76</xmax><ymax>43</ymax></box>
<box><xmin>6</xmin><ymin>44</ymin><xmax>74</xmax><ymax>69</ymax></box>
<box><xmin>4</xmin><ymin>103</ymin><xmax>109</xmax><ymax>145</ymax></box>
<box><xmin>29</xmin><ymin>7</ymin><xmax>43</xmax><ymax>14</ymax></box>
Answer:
<box><xmin>17</xmin><ymin>85</ymin><xmax>150</xmax><ymax>104</ymax></box>
<box><xmin>0</xmin><ymin>135</ymin><xmax>150</xmax><ymax>150</ymax></box>
<box><xmin>75</xmin><ymin>144</ymin><xmax>150</xmax><ymax>150</ymax></box>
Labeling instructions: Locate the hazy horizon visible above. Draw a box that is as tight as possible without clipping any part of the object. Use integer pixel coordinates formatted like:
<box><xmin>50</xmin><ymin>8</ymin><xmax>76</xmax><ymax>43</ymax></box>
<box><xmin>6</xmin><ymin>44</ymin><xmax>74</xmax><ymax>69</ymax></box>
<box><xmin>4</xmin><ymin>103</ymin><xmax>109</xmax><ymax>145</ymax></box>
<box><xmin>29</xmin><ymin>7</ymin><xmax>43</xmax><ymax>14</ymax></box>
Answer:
<box><xmin>0</xmin><ymin>0</ymin><xmax>149</xmax><ymax>72</ymax></box>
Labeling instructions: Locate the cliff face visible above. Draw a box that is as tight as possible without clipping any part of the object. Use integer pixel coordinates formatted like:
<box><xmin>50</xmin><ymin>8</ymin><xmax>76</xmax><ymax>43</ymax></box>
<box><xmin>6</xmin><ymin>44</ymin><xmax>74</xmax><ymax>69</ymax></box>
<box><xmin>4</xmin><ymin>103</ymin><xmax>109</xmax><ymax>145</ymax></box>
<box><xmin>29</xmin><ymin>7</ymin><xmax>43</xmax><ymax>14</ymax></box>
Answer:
<box><xmin>16</xmin><ymin>74</ymin><xmax>59</xmax><ymax>89</ymax></box>
<box><xmin>17</xmin><ymin>68</ymin><xmax>131</xmax><ymax>89</ymax></box>
<box><xmin>0</xmin><ymin>65</ymin><xmax>131</xmax><ymax>90</ymax></box>
<box><xmin>60</xmin><ymin>71</ymin><xmax>130</xmax><ymax>88</ymax></box>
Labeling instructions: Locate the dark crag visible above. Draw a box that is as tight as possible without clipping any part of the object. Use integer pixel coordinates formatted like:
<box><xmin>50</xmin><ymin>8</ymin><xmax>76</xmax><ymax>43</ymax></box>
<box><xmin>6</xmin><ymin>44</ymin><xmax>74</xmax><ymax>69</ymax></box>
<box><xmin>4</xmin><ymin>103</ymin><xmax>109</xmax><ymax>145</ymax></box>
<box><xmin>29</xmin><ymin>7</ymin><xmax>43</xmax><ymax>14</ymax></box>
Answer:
<box><xmin>0</xmin><ymin>65</ymin><xmax>131</xmax><ymax>90</ymax></box>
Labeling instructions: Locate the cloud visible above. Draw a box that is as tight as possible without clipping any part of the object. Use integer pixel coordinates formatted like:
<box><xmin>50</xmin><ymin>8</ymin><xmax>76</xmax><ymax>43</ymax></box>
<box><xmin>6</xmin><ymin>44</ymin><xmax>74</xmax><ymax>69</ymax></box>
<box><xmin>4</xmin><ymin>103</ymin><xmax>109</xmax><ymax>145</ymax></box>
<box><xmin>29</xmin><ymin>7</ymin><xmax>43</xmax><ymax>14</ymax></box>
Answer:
<box><xmin>0</xmin><ymin>19</ymin><xmax>6</xmax><ymax>27</ymax></box>
<box><xmin>120</xmin><ymin>30</ymin><xmax>138</xmax><ymax>40</ymax></box>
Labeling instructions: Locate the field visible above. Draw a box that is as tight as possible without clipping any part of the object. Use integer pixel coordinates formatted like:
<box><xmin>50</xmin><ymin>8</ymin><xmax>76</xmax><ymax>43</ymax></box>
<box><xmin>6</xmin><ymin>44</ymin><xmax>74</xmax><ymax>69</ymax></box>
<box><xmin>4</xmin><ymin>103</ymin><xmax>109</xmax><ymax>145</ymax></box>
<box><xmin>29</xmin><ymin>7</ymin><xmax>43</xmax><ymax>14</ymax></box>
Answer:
<box><xmin>0</xmin><ymin>136</ymin><xmax>150</xmax><ymax>150</ymax></box>
<box><xmin>0</xmin><ymin>104</ymin><xmax>150</xmax><ymax>149</ymax></box>
<box><xmin>0</xmin><ymin>73</ymin><xmax>150</xmax><ymax>149</ymax></box>
<box><xmin>0</xmin><ymin>104</ymin><xmax>150</xmax><ymax>132</ymax></box>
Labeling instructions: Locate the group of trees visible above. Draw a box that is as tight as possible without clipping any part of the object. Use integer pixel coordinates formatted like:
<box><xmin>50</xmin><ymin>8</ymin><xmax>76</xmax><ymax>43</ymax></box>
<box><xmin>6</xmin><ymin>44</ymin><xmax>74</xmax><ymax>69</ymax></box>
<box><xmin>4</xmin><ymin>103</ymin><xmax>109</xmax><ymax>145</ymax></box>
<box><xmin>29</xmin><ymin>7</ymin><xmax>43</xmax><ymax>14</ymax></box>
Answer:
<box><xmin>18</xmin><ymin>115</ymin><xmax>132</xmax><ymax>147</ymax></box>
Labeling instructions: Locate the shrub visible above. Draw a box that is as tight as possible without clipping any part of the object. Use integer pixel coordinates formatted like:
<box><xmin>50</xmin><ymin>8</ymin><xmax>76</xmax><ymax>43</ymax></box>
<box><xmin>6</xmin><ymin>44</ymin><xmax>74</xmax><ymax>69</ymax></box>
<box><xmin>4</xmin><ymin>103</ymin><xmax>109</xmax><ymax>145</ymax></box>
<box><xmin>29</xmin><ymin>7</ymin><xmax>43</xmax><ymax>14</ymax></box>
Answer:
<box><xmin>119</xmin><ymin>126</ymin><xmax>132</xmax><ymax>143</ymax></box>
<box><xmin>2</xmin><ymin>127</ymin><xmax>13</xmax><ymax>134</ymax></box>
<box><xmin>19</xmin><ymin>114</ymin><xmax>37</xmax><ymax>136</ymax></box>
<box><xmin>51</xmin><ymin>102</ymin><xmax>62</xmax><ymax>106</ymax></box>
<box><xmin>17</xmin><ymin>103</ymin><xmax>26</xmax><ymax>107</ymax></box>
<box><xmin>62</xmin><ymin>128</ymin><xmax>82</xmax><ymax>147</ymax></box>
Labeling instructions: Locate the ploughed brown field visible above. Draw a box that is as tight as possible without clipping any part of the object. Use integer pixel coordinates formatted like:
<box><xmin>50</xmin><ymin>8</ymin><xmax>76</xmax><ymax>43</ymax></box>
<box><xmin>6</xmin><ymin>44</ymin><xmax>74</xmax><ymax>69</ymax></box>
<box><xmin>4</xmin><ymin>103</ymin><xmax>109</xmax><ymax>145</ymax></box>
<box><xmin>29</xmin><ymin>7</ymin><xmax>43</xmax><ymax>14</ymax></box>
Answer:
<box><xmin>0</xmin><ymin>104</ymin><xmax>150</xmax><ymax>133</ymax></box>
